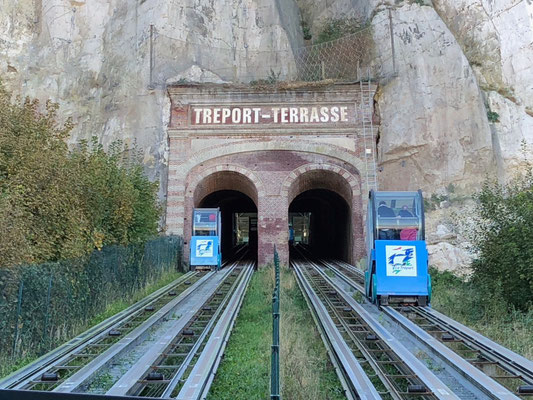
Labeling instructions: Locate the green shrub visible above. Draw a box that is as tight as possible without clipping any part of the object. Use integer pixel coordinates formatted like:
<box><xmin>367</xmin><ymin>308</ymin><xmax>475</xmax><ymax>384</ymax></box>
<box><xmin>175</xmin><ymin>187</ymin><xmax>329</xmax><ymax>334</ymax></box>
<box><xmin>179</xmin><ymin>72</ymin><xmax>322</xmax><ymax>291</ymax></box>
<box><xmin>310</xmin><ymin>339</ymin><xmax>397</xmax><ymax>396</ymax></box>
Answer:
<box><xmin>0</xmin><ymin>84</ymin><xmax>160</xmax><ymax>267</ymax></box>
<box><xmin>468</xmin><ymin>172</ymin><xmax>533</xmax><ymax>311</ymax></box>
<box><xmin>487</xmin><ymin>110</ymin><xmax>500</xmax><ymax>123</ymax></box>
<box><xmin>315</xmin><ymin>18</ymin><xmax>366</xmax><ymax>45</ymax></box>
<box><xmin>430</xmin><ymin>267</ymin><xmax>533</xmax><ymax>359</ymax></box>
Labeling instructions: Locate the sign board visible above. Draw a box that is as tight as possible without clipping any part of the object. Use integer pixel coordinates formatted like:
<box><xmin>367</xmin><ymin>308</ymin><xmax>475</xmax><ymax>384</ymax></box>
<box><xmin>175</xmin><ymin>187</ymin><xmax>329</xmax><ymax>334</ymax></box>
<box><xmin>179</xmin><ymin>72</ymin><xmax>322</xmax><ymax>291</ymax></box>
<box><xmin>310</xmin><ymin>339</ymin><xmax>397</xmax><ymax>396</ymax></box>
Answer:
<box><xmin>195</xmin><ymin>239</ymin><xmax>214</xmax><ymax>258</ymax></box>
<box><xmin>190</xmin><ymin>236</ymin><xmax>219</xmax><ymax>266</ymax></box>
<box><xmin>385</xmin><ymin>245</ymin><xmax>417</xmax><ymax>277</ymax></box>
<box><xmin>190</xmin><ymin>104</ymin><xmax>353</xmax><ymax>126</ymax></box>
<box><xmin>170</xmin><ymin>101</ymin><xmax>360</xmax><ymax>132</ymax></box>
<box><xmin>193</xmin><ymin>210</ymin><xmax>218</xmax><ymax>233</ymax></box>
<box><xmin>374</xmin><ymin>240</ymin><xmax>428</xmax><ymax>296</ymax></box>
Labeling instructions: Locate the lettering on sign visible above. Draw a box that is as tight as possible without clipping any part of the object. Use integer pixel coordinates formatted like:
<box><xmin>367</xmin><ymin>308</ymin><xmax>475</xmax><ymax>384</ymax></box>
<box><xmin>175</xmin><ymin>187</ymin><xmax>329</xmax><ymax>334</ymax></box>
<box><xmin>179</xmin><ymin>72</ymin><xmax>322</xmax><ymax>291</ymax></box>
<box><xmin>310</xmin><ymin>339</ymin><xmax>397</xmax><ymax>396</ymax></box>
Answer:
<box><xmin>190</xmin><ymin>104</ymin><xmax>354</xmax><ymax>126</ymax></box>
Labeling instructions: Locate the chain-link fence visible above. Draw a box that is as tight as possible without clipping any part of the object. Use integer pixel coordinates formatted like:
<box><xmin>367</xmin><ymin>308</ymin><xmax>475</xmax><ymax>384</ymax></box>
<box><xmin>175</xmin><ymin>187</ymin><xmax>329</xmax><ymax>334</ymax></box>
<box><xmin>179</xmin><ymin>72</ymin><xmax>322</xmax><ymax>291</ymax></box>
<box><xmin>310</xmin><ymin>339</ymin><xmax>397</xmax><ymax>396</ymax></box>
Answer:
<box><xmin>149</xmin><ymin>14</ymin><xmax>395</xmax><ymax>86</ymax></box>
<box><xmin>0</xmin><ymin>236</ymin><xmax>183</xmax><ymax>376</ymax></box>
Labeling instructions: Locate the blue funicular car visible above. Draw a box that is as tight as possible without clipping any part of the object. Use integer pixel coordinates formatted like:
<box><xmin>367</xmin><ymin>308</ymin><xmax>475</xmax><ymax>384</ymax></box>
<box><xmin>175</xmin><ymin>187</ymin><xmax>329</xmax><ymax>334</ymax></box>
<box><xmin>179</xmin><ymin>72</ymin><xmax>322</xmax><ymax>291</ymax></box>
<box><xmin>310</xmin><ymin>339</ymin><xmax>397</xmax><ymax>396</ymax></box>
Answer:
<box><xmin>190</xmin><ymin>208</ymin><xmax>222</xmax><ymax>271</ymax></box>
<box><xmin>365</xmin><ymin>190</ymin><xmax>431</xmax><ymax>306</ymax></box>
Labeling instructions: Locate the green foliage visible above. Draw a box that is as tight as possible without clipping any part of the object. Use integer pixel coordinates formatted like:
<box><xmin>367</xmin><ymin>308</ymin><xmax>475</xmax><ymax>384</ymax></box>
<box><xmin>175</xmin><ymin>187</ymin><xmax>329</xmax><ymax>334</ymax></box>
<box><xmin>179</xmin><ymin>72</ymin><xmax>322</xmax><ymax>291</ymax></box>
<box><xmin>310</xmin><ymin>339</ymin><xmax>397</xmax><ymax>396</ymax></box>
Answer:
<box><xmin>209</xmin><ymin>267</ymin><xmax>344</xmax><ymax>399</ymax></box>
<box><xmin>207</xmin><ymin>268</ymin><xmax>272</xmax><ymax>399</ymax></box>
<box><xmin>315</xmin><ymin>18</ymin><xmax>366</xmax><ymax>45</ymax></box>
<box><xmin>468</xmin><ymin>171</ymin><xmax>533</xmax><ymax>311</ymax></box>
<box><xmin>0</xmin><ymin>84</ymin><xmax>161</xmax><ymax>267</ymax></box>
<box><xmin>487</xmin><ymin>110</ymin><xmax>500</xmax><ymax>123</ymax></box>
<box><xmin>301</xmin><ymin>19</ymin><xmax>312</xmax><ymax>41</ymax></box>
<box><xmin>430</xmin><ymin>267</ymin><xmax>533</xmax><ymax>359</ymax></box>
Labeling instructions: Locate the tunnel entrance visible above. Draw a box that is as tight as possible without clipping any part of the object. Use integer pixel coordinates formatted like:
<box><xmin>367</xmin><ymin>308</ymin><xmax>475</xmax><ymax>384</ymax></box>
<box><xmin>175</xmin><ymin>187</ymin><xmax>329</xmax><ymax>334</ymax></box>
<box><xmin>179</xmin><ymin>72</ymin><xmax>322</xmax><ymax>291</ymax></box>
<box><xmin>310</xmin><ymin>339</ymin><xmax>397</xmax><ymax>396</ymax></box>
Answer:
<box><xmin>198</xmin><ymin>190</ymin><xmax>258</xmax><ymax>260</ymax></box>
<box><xmin>289</xmin><ymin>189</ymin><xmax>351</xmax><ymax>261</ymax></box>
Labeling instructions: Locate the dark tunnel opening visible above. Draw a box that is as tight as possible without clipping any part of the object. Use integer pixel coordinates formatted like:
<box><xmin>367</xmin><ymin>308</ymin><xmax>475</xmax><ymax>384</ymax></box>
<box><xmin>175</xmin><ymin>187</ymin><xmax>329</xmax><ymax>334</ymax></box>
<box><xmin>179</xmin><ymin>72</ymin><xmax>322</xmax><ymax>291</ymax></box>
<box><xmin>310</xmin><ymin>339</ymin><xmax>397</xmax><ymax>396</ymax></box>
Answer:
<box><xmin>199</xmin><ymin>190</ymin><xmax>258</xmax><ymax>261</ymax></box>
<box><xmin>289</xmin><ymin>189</ymin><xmax>351</xmax><ymax>262</ymax></box>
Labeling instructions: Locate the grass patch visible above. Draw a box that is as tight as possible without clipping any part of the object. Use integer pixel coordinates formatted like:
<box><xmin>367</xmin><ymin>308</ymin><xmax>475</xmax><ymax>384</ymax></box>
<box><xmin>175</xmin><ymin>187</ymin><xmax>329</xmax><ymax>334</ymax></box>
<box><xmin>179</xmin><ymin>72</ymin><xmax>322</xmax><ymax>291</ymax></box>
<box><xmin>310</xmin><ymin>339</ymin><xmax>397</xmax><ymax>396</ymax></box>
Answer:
<box><xmin>209</xmin><ymin>266</ymin><xmax>345</xmax><ymax>399</ymax></box>
<box><xmin>281</xmin><ymin>267</ymin><xmax>345</xmax><ymax>400</ymax></box>
<box><xmin>0</xmin><ymin>269</ymin><xmax>183</xmax><ymax>379</ymax></box>
<box><xmin>430</xmin><ymin>268</ymin><xmax>533</xmax><ymax>359</ymax></box>
<box><xmin>207</xmin><ymin>268</ymin><xmax>273</xmax><ymax>399</ymax></box>
<box><xmin>86</xmin><ymin>269</ymin><xmax>184</xmax><ymax>327</ymax></box>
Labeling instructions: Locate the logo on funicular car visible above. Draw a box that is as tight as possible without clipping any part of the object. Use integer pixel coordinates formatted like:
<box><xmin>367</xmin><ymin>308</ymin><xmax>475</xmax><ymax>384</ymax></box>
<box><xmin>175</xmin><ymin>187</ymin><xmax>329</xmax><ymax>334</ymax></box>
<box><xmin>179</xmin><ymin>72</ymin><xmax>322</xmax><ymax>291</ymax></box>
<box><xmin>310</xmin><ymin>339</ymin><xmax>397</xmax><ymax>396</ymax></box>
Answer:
<box><xmin>385</xmin><ymin>245</ymin><xmax>417</xmax><ymax>277</ymax></box>
<box><xmin>196</xmin><ymin>239</ymin><xmax>214</xmax><ymax>258</ymax></box>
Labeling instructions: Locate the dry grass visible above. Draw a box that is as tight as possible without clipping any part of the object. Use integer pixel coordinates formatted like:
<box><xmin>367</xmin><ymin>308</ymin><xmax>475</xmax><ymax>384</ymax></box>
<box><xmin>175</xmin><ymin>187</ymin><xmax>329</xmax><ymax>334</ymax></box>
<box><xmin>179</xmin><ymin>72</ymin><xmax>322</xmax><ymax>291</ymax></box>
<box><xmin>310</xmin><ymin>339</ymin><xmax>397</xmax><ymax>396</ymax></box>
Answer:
<box><xmin>430</xmin><ymin>269</ymin><xmax>533</xmax><ymax>361</ymax></box>
<box><xmin>280</xmin><ymin>267</ymin><xmax>345</xmax><ymax>400</ymax></box>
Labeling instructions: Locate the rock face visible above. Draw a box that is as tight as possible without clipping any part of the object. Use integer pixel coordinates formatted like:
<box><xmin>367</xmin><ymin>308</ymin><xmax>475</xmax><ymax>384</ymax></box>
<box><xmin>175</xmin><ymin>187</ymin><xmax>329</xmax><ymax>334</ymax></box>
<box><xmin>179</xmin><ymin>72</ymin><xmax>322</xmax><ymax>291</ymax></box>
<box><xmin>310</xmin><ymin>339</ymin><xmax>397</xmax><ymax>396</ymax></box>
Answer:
<box><xmin>0</xmin><ymin>0</ymin><xmax>301</xmax><ymax>200</ymax></box>
<box><xmin>433</xmin><ymin>0</ymin><xmax>533</xmax><ymax>178</ymax></box>
<box><xmin>2</xmin><ymin>0</ymin><xmax>533</xmax><ymax>272</ymax></box>
<box><xmin>371</xmin><ymin>2</ymin><xmax>494</xmax><ymax>192</ymax></box>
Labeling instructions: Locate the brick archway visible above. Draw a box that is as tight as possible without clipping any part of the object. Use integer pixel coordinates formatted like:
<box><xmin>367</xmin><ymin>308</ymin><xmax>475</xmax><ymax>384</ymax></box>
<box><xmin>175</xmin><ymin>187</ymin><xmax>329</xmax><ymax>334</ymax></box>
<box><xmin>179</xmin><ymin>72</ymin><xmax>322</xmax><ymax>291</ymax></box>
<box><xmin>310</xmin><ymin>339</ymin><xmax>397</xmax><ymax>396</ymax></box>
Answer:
<box><xmin>185</xmin><ymin>164</ymin><xmax>266</xmax><ymax>206</ymax></box>
<box><xmin>283</xmin><ymin>164</ymin><xmax>364</xmax><ymax>264</ymax></box>
<box><xmin>281</xmin><ymin>163</ymin><xmax>361</xmax><ymax>201</ymax></box>
<box><xmin>183</xmin><ymin>165</ymin><xmax>263</xmax><ymax>265</ymax></box>
<box><xmin>166</xmin><ymin>82</ymin><xmax>379</xmax><ymax>267</ymax></box>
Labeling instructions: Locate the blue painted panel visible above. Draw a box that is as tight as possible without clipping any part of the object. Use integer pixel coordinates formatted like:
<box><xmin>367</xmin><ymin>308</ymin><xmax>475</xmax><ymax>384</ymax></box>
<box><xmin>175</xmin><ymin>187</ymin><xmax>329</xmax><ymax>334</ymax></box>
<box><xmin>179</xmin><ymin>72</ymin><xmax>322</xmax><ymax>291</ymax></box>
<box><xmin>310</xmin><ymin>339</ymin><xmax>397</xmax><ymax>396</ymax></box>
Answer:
<box><xmin>374</xmin><ymin>240</ymin><xmax>428</xmax><ymax>296</ymax></box>
<box><xmin>190</xmin><ymin>236</ymin><xmax>219</xmax><ymax>266</ymax></box>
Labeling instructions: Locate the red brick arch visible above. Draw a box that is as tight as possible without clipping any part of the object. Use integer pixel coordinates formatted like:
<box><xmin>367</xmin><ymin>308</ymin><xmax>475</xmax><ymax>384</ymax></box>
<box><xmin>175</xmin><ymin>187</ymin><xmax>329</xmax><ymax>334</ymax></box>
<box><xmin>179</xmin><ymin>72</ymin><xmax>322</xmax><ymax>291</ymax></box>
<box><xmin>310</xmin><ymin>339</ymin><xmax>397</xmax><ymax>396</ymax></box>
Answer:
<box><xmin>282</xmin><ymin>164</ymin><xmax>360</xmax><ymax>201</ymax></box>
<box><xmin>283</xmin><ymin>163</ymin><xmax>364</xmax><ymax>264</ymax></box>
<box><xmin>185</xmin><ymin>164</ymin><xmax>265</xmax><ymax>207</ymax></box>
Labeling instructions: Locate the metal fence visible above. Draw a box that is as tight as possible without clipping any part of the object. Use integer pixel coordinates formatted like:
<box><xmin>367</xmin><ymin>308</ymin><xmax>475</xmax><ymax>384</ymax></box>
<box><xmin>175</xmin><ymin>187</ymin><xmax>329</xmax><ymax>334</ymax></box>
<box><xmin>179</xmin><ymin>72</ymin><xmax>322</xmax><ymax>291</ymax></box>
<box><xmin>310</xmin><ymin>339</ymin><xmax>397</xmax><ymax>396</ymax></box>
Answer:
<box><xmin>149</xmin><ymin>12</ymin><xmax>395</xmax><ymax>86</ymax></box>
<box><xmin>270</xmin><ymin>246</ymin><xmax>281</xmax><ymax>400</ymax></box>
<box><xmin>0</xmin><ymin>236</ymin><xmax>183</xmax><ymax>374</ymax></box>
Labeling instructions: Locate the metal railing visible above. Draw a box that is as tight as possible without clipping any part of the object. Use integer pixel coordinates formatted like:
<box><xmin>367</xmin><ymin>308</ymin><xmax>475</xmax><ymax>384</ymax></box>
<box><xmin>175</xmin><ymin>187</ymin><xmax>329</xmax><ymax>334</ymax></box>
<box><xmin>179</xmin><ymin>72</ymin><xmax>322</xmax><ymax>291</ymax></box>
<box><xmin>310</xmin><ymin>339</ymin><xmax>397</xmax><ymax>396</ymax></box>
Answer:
<box><xmin>148</xmin><ymin>11</ymin><xmax>396</xmax><ymax>86</ymax></box>
<box><xmin>270</xmin><ymin>246</ymin><xmax>281</xmax><ymax>400</ymax></box>
<box><xmin>0</xmin><ymin>236</ymin><xmax>183</xmax><ymax>377</ymax></box>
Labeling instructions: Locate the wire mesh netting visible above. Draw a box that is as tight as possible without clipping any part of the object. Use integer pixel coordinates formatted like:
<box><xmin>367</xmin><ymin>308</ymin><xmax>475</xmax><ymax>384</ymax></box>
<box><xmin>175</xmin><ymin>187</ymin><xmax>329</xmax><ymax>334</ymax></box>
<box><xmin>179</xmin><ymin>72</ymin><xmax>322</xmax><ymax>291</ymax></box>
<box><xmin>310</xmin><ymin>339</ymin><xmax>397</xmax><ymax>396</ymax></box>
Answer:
<box><xmin>150</xmin><ymin>15</ymin><xmax>395</xmax><ymax>86</ymax></box>
<box><xmin>0</xmin><ymin>236</ymin><xmax>183</xmax><ymax>375</ymax></box>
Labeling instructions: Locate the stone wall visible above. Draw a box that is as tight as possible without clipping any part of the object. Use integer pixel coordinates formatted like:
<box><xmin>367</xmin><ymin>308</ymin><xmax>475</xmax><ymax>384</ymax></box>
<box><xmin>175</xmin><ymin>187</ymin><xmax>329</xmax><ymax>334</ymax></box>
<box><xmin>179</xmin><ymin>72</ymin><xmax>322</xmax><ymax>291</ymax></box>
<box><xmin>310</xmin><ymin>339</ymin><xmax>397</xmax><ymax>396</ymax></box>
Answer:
<box><xmin>167</xmin><ymin>83</ymin><xmax>370</xmax><ymax>266</ymax></box>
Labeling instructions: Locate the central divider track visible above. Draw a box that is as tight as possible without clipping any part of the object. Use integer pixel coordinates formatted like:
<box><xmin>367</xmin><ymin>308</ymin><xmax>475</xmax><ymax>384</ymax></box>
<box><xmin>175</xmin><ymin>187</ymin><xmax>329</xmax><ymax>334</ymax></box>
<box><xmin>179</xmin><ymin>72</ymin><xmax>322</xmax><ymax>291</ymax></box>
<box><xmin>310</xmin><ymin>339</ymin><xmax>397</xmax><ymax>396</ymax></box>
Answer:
<box><xmin>293</xmin><ymin>258</ymin><xmax>458</xmax><ymax>400</ymax></box>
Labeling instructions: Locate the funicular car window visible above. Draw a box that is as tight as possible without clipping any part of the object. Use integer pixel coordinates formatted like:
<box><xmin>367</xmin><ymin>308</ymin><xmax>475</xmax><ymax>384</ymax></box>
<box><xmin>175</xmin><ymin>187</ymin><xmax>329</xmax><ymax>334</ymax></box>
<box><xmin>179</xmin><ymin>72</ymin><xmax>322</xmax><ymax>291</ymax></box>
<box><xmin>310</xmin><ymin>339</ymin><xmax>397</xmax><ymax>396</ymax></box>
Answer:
<box><xmin>193</xmin><ymin>210</ymin><xmax>217</xmax><ymax>235</ymax></box>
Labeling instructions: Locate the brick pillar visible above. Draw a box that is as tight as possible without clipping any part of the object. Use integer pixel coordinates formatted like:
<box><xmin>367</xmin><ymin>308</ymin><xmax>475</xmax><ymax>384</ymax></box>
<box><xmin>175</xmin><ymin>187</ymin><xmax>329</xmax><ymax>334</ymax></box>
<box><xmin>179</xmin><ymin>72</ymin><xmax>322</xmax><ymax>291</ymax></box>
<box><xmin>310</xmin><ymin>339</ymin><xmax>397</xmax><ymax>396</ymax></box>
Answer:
<box><xmin>258</xmin><ymin>195</ymin><xmax>289</xmax><ymax>267</ymax></box>
<box><xmin>167</xmin><ymin>138</ymin><xmax>191</xmax><ymax>236</ymax></box>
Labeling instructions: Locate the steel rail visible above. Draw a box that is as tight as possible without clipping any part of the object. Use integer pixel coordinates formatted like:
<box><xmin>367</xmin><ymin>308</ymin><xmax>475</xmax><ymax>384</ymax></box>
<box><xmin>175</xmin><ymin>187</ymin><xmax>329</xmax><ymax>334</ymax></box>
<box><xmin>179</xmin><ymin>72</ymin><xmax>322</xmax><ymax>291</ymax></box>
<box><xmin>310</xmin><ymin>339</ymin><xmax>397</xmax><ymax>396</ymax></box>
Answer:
<box><xmin>50</xmin><ymin>272</ymin><xmax>215</xmax><ymax>393</ymax></box>
<box><xmin>293</xmin><ymin>261</ymin><xmax>382</xmax><ymax>400</ymax></box>
<box><xmin>416</xmin><ymin>307</ymin><xmax>533</xmax><ymax>385</ymax></box>
<box><xmin>196</xmin><ymin>261</ymin><xmax>255</xmax><ymax>399</ymax></box>
<box><xmin>381</xmin><ymin>307</ymin><xmax>521</xmax><ymax>399</ymax></box>
<box><xmin>298</xmin><ymin>258</ymin><xmax>458</xmax><ymax>399</ymax></box>
<box><xmin>324</xmin><ymin>259</ymin><xmax>524</xmax><ymax>399</ymax></box>
<box><xmin>292</xmin><ymin>262</ymin><xmax>357</xmax><ymax>400</ymax></box>
<box><xmin>0</xmin><ymin>271</ymin><xmax>197</xmax><ymax>390</ymax></box>
<box><xmin>104</xmin><ymin>264</ymin><xmax>239</xmax><ymax>396</ymax></box>
<box><xmin>158</xmin><ymin>266</ymin><xmax>241</xmax><ymax>398</ymax></box>
<box><xmin>122</xmin><ymin>260</ymin><xmax>249</xmax><ymax>398</ymax></box>
<box><xmin>176</xmin><ymin>261</ymin><xmax>255</xmax><ymax>400</ymax></box>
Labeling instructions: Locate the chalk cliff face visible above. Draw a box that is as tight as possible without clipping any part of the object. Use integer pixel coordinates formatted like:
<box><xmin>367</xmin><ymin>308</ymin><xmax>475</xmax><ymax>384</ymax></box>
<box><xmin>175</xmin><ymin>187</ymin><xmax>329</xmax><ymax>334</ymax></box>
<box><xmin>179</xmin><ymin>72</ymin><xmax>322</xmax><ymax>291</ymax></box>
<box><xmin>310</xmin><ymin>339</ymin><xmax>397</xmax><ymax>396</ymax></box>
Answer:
<box><xmin>0</xmin><ymin>0</ymin><xmax>301</xmax><ymax>199</ymax></box>
<box><xmin>1</xmin><ymin>0</ymin><xmax>532</xmax><ymax>271</ymax></box>
<box><xmin>432</xmin><ymin>0</ymin><xmax>533</xmax><ymax>176</ymax></box>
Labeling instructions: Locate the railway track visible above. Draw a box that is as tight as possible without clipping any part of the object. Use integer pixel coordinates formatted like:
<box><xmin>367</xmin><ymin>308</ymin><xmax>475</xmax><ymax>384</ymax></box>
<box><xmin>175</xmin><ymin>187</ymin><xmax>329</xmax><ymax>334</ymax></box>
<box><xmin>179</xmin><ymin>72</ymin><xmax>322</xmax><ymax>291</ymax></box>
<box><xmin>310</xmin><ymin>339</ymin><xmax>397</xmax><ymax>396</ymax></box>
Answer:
<box><xmin>314</xmin><ymin>255</ymin><xmax>533</xmax><ymax>399</ymax></box>
<box><xmin>0</xmin><ymin>257</ymin><xmax>255</xmax><ymax>399</ymax></box>
<box><xmin>293</xmin><ymin>258</ymin><xmax>459</xmax><ymax>399</ymax></box>
<box><xmin>0</xmin><ymin>271</ymin><xmax>201</xmax><ymax>391</ymax></box>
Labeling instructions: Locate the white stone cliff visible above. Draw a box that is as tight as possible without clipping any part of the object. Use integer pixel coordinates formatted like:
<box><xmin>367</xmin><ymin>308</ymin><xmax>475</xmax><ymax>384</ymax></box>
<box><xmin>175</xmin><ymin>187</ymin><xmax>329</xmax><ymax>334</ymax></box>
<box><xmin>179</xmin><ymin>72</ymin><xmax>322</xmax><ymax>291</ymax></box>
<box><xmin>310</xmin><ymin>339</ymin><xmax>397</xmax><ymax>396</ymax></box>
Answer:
<box><xmin>1</xmin><ymin>0</ymin><xmax>532</xmax><ymax>271</ymax></box>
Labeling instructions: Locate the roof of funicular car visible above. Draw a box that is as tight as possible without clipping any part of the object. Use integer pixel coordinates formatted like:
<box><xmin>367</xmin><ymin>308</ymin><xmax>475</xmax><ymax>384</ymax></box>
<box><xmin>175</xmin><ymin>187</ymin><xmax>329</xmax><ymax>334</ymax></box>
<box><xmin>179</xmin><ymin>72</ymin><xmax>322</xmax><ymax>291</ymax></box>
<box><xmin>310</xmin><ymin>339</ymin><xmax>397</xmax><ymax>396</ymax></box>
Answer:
<box><xmin>371</xmin><ymin>191</ymin><xmax>420</xmax><ymax>197</ymax></box>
